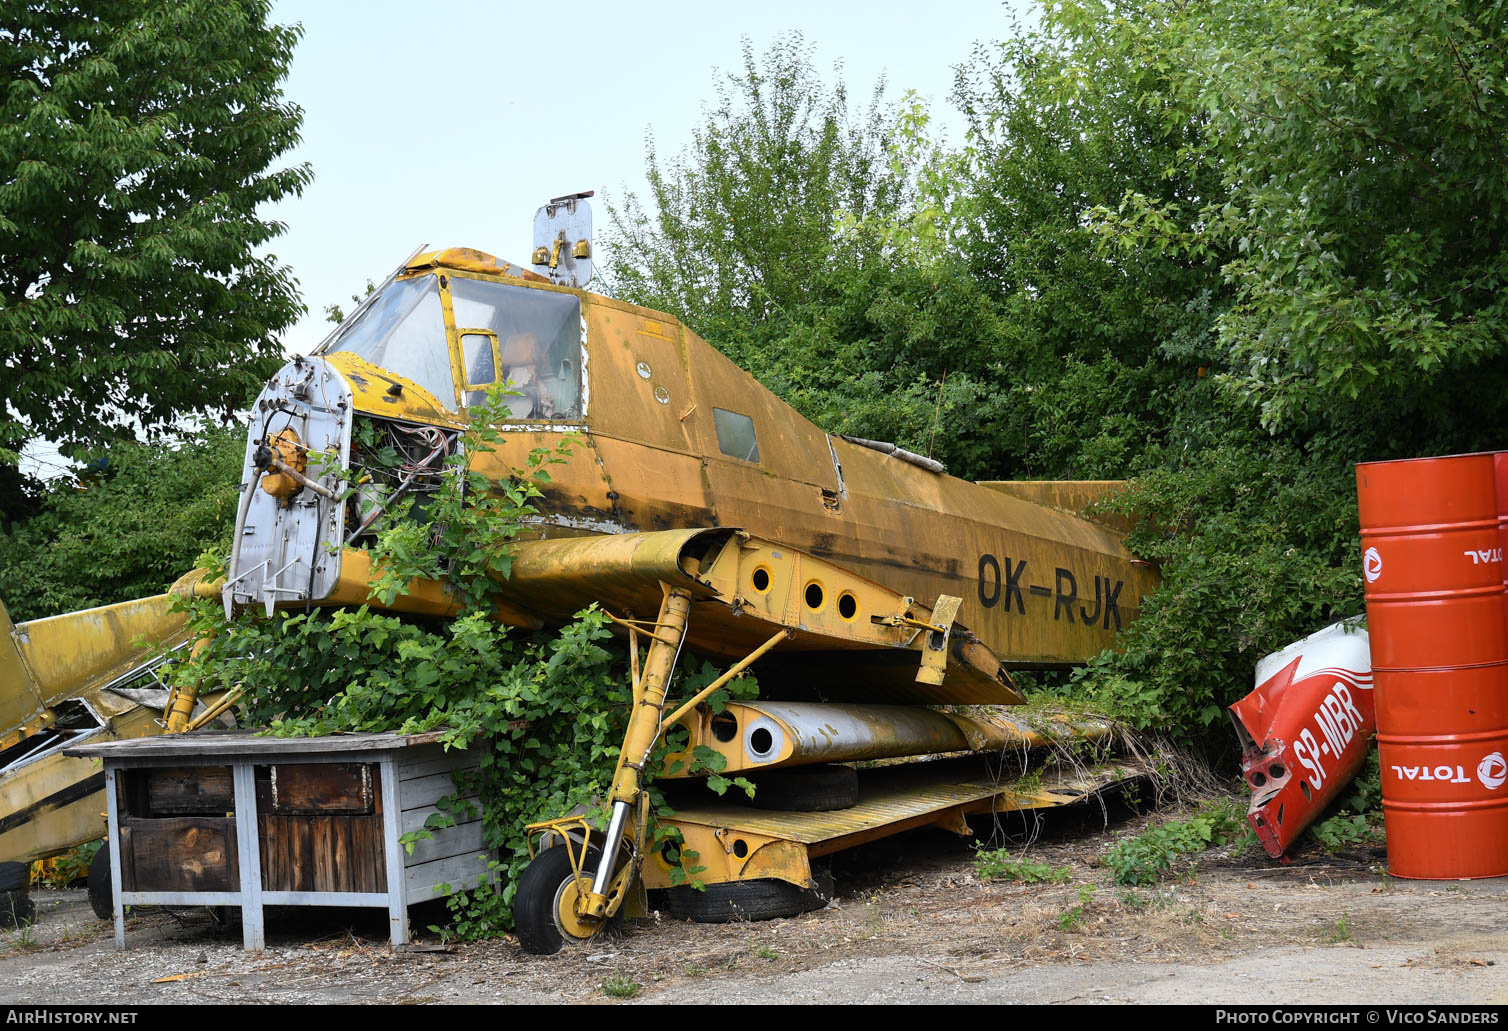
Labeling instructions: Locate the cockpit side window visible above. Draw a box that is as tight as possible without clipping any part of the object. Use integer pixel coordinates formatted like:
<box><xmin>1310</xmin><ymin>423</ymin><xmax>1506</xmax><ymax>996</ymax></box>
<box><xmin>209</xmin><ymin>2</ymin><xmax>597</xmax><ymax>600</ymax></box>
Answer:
<box><xmin>323</xmin><ymin>276</ymin><xmax>456</xmax><ymax>407</ymax></box>
<box><xmin>712</xmin><ymin>408</ymin><xmax>760</xmax><ymax>463</ymax></box>
<box><xmin>448</xmin><ymin>277</ymin><xmax>583</xmax><ymax>420</ymax></box>
<box><xmin>459</xmin><ymin>331</ymin><xmax>499</xmax><ymax>407</ymax></box>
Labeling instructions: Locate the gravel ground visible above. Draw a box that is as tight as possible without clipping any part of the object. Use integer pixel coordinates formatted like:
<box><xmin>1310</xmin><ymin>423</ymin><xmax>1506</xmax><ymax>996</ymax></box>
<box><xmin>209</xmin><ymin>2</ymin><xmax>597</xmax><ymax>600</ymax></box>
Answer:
<box><xmin>3</xmin><ymin>801</ymin><xmax>1506</xmax><ymax>1006</ymax></box>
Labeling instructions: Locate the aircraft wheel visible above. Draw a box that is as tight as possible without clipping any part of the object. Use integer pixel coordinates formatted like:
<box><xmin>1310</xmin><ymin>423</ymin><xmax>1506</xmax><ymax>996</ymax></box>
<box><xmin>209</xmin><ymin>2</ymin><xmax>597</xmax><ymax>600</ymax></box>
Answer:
<box><xmin>0</xmin><ymin>861</ymin><xmax>31</xmax><ymax>929</ymax></box>
<box><xmin>665</xmin><ymin>869</ymin><xmax>833</xmax><ymax>924</ymax></box>
<box><xmin>0</xmin><ymin>862</ymin><xmax>26</xmax><ymax>892</ymax></box>
<box><xmin>0</xmin><ymin>888</ymin><xmax>34</xmax><ymax>928</ymax></box>
<box><xmin>87</xmin><ymin>843</ymin><xmax>113</xmax><ymax>920</ymax></box>
<box><xmin>746</xmin><ymin>765</ymin><xmax>858</xmax><ymax>811</ymax></box>
<box><xmin>514</xmin><ymin>846</ymin><xmax>618</xmax><ymax>955</ymax></box>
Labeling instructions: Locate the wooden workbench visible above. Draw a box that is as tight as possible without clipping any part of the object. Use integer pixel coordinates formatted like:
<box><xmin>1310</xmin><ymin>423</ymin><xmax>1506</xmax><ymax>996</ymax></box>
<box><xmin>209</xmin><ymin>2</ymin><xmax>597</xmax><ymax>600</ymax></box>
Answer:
<box><xmin>66</xmin><ymin>730</ymin><xmax>492</xmax><ymax>950</ymax></box>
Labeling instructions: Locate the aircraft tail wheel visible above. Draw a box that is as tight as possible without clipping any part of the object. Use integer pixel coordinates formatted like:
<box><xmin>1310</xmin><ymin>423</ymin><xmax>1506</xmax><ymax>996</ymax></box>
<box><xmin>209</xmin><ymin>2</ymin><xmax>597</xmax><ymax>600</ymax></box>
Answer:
<box><xmin>665</xmin><ymin>868</ymin><xmax>835</xmax><ymax>923</ymax></box>
<box><xmin>514</xmin><ymin>845</ymin><xmax>619</xmax><ymax>955</ymax></box>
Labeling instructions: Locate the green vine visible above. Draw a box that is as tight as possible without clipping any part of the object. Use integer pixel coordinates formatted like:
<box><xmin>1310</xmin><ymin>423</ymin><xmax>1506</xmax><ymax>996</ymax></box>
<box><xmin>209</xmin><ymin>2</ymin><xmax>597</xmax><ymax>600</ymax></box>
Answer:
<box><xmin>162</xmin><ymin>384</ymin><xmax>754</xmax><ymax>936</ymax></box>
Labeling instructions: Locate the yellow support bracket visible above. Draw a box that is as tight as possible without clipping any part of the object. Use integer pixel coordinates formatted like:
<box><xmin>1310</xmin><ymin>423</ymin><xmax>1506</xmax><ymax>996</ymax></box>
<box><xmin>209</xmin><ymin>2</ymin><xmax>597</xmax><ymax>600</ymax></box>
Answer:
<box><xmin>915</xmin><ymin>594</ymin><xmax>962</xmax><ymax>687</ymax></box>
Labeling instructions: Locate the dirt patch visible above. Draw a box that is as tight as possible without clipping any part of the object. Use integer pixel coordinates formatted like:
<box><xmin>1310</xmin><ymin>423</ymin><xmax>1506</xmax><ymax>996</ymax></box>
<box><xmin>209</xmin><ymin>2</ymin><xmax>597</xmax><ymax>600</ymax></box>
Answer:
<box><xmin>4</xmin><ymin>800</ymin><xmax>1506</xmax><ymax>1005</ymax></box>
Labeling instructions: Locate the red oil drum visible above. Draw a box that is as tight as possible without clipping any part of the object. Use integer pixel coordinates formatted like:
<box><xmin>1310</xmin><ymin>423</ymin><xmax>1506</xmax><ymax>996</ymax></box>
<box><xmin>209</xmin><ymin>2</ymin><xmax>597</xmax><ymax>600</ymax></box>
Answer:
<box><xmin>1497</xmin><ymin>451</ymin><xmax>1508</xmax><ymax>633</ymax></box>
<box><xmin>1357</xmin><ymin>452</ymin><xmax>1508</xmax><ymax>879</ymax></box>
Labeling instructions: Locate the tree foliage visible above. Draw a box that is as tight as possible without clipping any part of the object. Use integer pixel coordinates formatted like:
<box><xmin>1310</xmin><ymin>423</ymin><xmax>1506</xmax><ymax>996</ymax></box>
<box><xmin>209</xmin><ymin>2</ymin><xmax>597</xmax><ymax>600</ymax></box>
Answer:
<box><xmin>602</xmin><ymin>33</ymin><xmax>905</xmax><ymax>364</ymax></box>
<box><xmin>602</xmin><ymin>10</ymin><xmax>1508</xmax><ymax>750</ymax></box>
<box><xmin>0</xmin><ymin>0</ymin><xmax>310</xmax><ymax>473</ymax></box>
<box><xmin>1099</xmin><ymin>0</ymin><xmax>1508</xmax><ymax>435</ymax></box>
<box><xmin>0</xmin><ymin>424</ymin><xmax>243</xmax><ymax>622</ymax></box>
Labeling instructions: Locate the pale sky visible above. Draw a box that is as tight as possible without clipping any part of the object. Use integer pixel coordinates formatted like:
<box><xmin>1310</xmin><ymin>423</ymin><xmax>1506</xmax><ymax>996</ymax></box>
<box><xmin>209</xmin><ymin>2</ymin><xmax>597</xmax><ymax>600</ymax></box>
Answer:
<box><xmin>264</xmin><ymin>0</ymin><xmax>1034</xmax><ymax>353</ymax></box>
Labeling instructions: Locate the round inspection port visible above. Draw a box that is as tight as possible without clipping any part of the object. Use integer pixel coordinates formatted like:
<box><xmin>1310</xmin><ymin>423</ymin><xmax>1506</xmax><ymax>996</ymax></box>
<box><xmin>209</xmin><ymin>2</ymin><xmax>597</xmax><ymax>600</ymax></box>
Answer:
<box><xmin>804</xmin><ymin>581</ymin><xmax>825</xmax><ymax>611</ymax></box>
<box><xmin>751</xmin><ymin>566</ymin><xmax>772</xmax><ymax>593</ymax></box>
<box><xmin>749</xmin><ymin>727</ymin><xmax>774</xmax><ymax>757</ymax></box>
<box><xmin>837</xmin><ymin>592</ymin><xmax>858</xmax><ymax>620</ymax></box>
<box><xmin>1267</xmin><ymin>763</ymin><xmax>1286</xmax><ymax>779</ymax></box>
<box><xmin>732</xmin><ymin>839</ymin><xmax>749</xmax><ymax>859</ymax></box>
<box><xmin>710</xmin><ymin>712</ymin><xmax>738</xmax><ymax>743</ymax></box>
<box><xmin>660</xmin><ymin>841</ymin><xmax>681</xmax><ymax>866</ymax></box>
<box><xmin>1249</xmin><ymin>771</ymin><xmax>1267</xmax><ymax>788</ymax></box>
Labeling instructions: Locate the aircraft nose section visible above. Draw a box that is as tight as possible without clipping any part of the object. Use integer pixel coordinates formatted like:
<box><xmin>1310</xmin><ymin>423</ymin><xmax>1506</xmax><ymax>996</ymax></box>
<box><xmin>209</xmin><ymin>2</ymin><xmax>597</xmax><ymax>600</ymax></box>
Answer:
<box><xmin>224</xmin><ymin>357</ymin><xmax>355</xmax><ymax>616</ymax></box>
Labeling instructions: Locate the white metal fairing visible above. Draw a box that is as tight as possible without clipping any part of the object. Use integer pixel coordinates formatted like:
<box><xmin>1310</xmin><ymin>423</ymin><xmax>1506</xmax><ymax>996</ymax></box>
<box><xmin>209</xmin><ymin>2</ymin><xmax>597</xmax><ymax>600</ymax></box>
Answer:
<box><xmin>225</xmin><ymin>357</ymin><xmax>354</xmax><ymax>616</ymax></box>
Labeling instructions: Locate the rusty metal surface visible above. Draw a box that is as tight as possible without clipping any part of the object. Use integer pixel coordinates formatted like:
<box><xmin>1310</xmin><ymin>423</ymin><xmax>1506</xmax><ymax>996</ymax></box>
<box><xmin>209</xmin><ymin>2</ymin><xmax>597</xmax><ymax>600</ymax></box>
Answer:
<box><xmin>640</xmin><ymin>756</ymin><xmax>1148</xmax><ymax>888</ymax></box>
<box><xmin>404</xmin><ymin>247</ymin><xmax>550</xmax><ymax>284</ymax></box>
<box><xmin>666</xmin><ymin>757</ymin><xmax>1145</xmax><ymax>847</ymax></box>
<box><xmin>316</xmin><ymin>247</ymin><xmax>1157</xmax><ymax>673</ymax></box>
<box><xmin>328</xmin><ymin>352</ymin><xmax>458</xmax><ymax>428</ymax></box>
<box><xmin>975</xmin><ymin>480</ymin><xmax>1138</xmax><ymax>535</ymax></box>
<box><xmin>661</xmin><ymin>702</ymin><xmax>1115</xmax><ymax>776</ymax></box>
<box><xmin>0</xmin><ymin>600</ymin><xmax>46</xmax><ymax>735</ymax></box>
<box><xmin>12</xmin><ymin>595</ymin><xmax>187</xmax><ymax>710</ymax></box>
<box><xmin>0</xmin><ymin>704</ymin><xmax>161</xmax><ymax>864</ymax></box>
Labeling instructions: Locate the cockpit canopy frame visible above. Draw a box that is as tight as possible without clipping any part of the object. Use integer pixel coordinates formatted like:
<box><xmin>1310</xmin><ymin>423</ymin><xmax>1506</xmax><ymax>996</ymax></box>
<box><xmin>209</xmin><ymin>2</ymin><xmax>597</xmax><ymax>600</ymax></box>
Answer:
<box><xmin>318</xmin><ymin>269</ymin><xmax>588</xmax><ymax>422</ymax></box>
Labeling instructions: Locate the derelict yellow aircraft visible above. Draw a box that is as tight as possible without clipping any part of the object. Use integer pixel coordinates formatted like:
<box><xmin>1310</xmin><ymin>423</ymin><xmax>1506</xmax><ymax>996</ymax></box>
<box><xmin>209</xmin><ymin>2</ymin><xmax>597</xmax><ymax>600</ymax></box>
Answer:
<box><xmin>0</xmin><ymin>194</ymin><xmax>1156</xmax><ymax>949</ymax></box>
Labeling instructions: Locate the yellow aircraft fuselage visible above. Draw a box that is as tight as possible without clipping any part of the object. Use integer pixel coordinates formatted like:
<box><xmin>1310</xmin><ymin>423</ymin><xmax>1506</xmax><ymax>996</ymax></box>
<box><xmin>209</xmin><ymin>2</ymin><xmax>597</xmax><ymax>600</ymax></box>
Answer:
<box><xmin>228</xmin><ymin>248</ymin><xmax>1156</xmax><ymax>669</ymax></box>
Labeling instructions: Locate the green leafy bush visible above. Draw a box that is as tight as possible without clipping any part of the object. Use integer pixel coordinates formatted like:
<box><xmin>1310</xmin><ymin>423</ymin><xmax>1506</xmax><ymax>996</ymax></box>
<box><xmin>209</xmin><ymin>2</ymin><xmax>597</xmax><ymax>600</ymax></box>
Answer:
<box><xmin>1104</xmin><ymin>805</ymin><xmax>1245</xmax><ymax>886</ymax></box>
<box><xmin>600</xmin><ymin>975</ymin><xmax>642</xmax><ymax>999</ymax></box>
<box><xmin>1058</xmin><ymin>884</ymin><xmax>1096</xmax><ymax>930</ymax></box>
<box><xmin>1309</xmin><ymin>752</ymin><xmax>1385</xmax><ymax>853</ymax></box>
<box><xmin>973</xmin><ymin>845</ymin><xmax>1071</xmax><ymax>885</ymax></box>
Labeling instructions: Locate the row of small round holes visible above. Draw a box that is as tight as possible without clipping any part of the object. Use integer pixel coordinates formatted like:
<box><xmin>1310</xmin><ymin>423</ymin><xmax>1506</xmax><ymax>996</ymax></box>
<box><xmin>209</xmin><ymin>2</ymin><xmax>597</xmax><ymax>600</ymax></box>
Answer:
<box><xmin>749</xmin><ymin>565</ymin><xmax>859</xmax><ymax>620</ymax></box>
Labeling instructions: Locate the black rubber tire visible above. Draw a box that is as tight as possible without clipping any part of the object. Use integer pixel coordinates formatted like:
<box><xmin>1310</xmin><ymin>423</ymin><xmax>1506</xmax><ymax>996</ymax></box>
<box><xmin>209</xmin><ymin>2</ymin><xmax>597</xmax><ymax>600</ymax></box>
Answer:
<box><xmin>0</xmin><ymin>862</ymin><xmax>27</xmax><ymax>892</ymax></box>
<box><xmin>514</xmin><ymin>846</ymin><xmax>620</xmax><ymax>956</ymax></box>
<box><xmin>746</xmin><ymin>764</ymin><xmax>859</xmax><ymax>811</ymax></box>
<box><xmin>0</xmin><ymin>889</ymin><xmax>34</xmax><ymax>929</ymax></box>
<box><xmin>87</xmin><ymin>842</ymin><xmax>113</xmax><ymax>921</ymax></box>
<box><xmin>665</xmin><ymin>869</ymin><xmax>834</xmax><ymax>924</ymax></box>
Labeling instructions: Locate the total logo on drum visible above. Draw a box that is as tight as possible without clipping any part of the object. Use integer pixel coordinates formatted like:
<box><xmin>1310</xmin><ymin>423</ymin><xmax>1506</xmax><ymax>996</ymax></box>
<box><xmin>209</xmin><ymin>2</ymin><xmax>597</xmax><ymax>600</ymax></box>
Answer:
<box><xmin>1363</xmin><ymin>547</ymin><xmax>1382</xmax><ymax>583</ymax></box>
<box><xmin>1389</xmin><ymin>751</ymin><xmax>1507</xmax><ymax>791</ymax></box>
<box><xmin>1479</xmin><ymin>752</ymin><xmax>1507</xmax><ymax>790</ymax></box>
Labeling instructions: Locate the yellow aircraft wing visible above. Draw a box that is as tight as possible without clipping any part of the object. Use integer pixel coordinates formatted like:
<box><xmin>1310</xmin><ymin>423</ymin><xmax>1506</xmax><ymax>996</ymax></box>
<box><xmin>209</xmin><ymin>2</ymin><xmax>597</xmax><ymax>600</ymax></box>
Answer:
<box><xmin>488</xmin><ymin>528</ymin><xmax>1023</xmax><ymax>706</ymax></box>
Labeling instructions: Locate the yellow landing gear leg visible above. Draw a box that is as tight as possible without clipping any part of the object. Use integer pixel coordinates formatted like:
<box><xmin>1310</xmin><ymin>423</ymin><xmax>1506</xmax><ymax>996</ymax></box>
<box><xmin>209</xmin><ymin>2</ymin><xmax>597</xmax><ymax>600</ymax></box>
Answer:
<box><xmin>515</xmin><ymin>586</ymin><xmax>693</xmax><ymax>955</ymax></box>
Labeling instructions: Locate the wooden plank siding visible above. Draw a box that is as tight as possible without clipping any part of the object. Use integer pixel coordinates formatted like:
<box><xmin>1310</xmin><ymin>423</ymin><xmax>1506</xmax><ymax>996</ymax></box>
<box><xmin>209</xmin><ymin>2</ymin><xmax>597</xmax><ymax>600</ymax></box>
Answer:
<box><xmin>404</xmin><ymin>853</ymin><xmax>494</xmax><ymax>902</ymax></box>
<box><xmin>257</xmin><ymin>814</ymin><xmax>387</xmax><ymax>893</ymax></box>
<box><xmin>71</xmin><ymin>733</ymin><xmax>499</xmax><ymax>950</ymax></box>
<box><xmin>118</xmin><ymin>816</ymin><xmax>239</xmax><ymax>892</ymax></box>
<box><xmin>397</xmin><ymin>747</ymin><xmax>492</xmax><ymax>895</ymax></box>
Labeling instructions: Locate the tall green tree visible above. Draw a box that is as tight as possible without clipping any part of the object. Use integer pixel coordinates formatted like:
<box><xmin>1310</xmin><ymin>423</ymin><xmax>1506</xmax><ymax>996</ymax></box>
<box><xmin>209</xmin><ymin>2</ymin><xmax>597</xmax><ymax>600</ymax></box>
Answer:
<box><xmin>0</xmin><ymin>0</ymin><xmax>310</xmax><ymax>482</ymax></box>
<box><xmin>601</xmin><ymin>33</ymin><xmax>906</xmax><ymax>365</ymax></box>
<box><xmin>601</xmin><ymin>34</ymin><xmax>1026</xmax><ymax>478</ymax></box>
<box><xmin>1051</xmin><ymin>0</ymin><xmax>1508</xmax><ymax>740</ymax></box>
<box><xmin>951</xmin><ymin>5</ymin><xmax>1233</xmax><ymax>479</ymax></box>
<box><xmin>1102</xmin><ymin>0</ymin><xmax>1508</xmax><ymax>442</ymax></box>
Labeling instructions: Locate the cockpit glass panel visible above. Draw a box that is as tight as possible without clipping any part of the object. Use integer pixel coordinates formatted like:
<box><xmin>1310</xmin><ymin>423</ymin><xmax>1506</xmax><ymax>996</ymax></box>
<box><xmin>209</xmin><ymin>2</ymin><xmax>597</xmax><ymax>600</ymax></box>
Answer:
<box><xmin>713</xmin><ymin>408</ymin><xmax>760</xmax><ymax>463</ymax></box>
<box><xmin>460</xmin><ymin>332</ymin><xmax>497</xmax><ymax>407</ymax></box>
<box><xmin>324</xmin><ymin>276</ymin><xmax>455</xmax><ymax>407</ymax></box>
<box><xmin>448</xmin><ymin>277</ymin><xmax>583</xmax><ymax>420</ymax></box>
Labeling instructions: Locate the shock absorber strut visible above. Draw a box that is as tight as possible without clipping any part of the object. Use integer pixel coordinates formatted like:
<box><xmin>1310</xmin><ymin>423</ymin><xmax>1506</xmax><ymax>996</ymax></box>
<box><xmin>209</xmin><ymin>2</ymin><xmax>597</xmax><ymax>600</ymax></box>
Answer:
<box><xmin>582</xmin><ymin>586</ymin><xmax>692</xmax><ymax>917</ymax></box>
